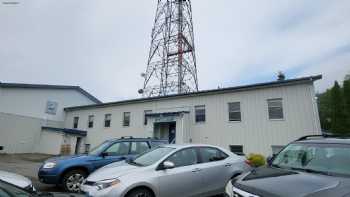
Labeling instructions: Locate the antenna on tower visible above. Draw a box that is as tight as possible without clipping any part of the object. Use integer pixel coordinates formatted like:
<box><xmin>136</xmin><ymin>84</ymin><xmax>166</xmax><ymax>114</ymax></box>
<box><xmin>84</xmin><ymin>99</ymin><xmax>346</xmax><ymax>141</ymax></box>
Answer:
<box><xmin>139</xmin><ymin>0</ymin><xmax>199</xmax><ymax>97</ymax></box>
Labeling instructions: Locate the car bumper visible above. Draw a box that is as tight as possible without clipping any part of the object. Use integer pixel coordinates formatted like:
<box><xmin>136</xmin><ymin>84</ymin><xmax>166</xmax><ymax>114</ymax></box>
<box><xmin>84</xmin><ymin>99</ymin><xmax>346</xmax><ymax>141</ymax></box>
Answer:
<box><xmin>38</xmin><ymin>169</ymin><xmax>61</xmax><ymax>184</ymax></box>
<box><xmin>231</xmin><ymin>186</ymin><xmax>260</xmax><ymax>197</ymax></box>
<box><xmin>81</xmin><ymin>182</ymin><xmax>126</xmax><ymax>197</ymax></box>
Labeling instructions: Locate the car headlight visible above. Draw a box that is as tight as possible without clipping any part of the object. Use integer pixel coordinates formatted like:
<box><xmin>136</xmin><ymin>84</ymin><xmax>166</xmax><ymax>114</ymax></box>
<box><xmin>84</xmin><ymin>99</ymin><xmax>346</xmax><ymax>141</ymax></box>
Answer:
<box><xmin>43</xmin><ymin>162</ymin><xmax>56</xmax><ymax>169</ymax></box>
<box><xmin>94</xmin><ymin>179</ymin><xmax>120</xmax><ymax>191</ymax></box>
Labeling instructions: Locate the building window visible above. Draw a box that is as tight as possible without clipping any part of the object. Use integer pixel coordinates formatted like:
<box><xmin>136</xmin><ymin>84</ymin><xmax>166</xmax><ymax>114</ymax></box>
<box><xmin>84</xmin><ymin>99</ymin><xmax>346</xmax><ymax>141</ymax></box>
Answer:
<box><xmin>144</xmin><ymin>110</ymin><xmax>152</xmax><ymax>125</ymax></box>
<box><xmin>123</xmin><ymin>112</ymin><xmax>131</xmax><ymax>127</ymax></box>
<box><xmin>267</xmin><ymin>98</ymin><xmax>284</xmax><ymax>120</ymax></box>
<box><xmin>195</xmin><ymin>105</ymin><xmax>206</xmax><ymax>123</ymax></box>
<box><xmin>228</xmin><ymin>102</ymin><xmax>241</xmax><ymax>121</ymax></box>
<box><xmin>104</xmin><ymin>114</ymin><xmax>111</xmax><ymax>127</ymax></box>
<box><xmin>88</xmin><ymin>115</ymin><xmax>94</xmax><ymax>128</ymax></box>
<box><xmin>229</xmin><ymin>145</ymin><xmax>244</xmax><ymax>156</ymax></box>
<box><xmin>73</xmin><ymin>117</ymin><xmax>79</xmax><ymax>129</ymax></box>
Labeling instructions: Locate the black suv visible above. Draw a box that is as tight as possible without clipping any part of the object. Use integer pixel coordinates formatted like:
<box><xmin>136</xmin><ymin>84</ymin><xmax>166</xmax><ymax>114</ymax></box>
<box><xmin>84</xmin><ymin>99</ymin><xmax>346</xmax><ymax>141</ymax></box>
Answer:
<box><xmin>228</xmin><ymin>135</ymin><xmax>350</xmax><ymax>197</ymax></box>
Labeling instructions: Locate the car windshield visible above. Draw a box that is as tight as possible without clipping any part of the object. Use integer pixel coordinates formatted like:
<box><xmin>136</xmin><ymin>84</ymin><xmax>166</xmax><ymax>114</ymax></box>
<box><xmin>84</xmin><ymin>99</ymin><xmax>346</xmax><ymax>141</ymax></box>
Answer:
<box><xmin>272</xmin><ymin>142</ymin><xmax>350</xmax><ymax>177</ymax></box>
<box><xmin>131</xmin><ymin>147</ymin><xmax>175</xmax><ymax>167</ymax></box>
<box><xmin>0</xmin><ymin>180</ymin><xmax>32</xmax><ymax>197</ymax></box>
<box><xmin>89</xmin><ymin>141</ymin><xmax>111</xmax><ymax>155</ymax></box>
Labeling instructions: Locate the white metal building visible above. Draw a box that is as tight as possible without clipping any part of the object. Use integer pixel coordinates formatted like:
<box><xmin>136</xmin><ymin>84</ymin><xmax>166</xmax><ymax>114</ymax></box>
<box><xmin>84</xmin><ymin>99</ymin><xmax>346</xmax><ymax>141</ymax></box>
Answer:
<box><xmin>0</xmin><ymin>83</ymin><xmax>101</xmax><ymax>154</ymax></box>
<box><xmin>63</xmin><ymin>75</ymin><xmax>322</xmax><ymax>156</ymax></box>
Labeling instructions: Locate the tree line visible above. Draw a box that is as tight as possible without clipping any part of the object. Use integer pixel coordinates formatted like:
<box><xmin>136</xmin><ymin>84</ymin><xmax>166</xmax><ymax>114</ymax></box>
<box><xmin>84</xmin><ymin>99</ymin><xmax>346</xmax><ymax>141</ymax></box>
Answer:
<box><xmin>318</xmin><ymin>74</ymin><xmax>350</xmax><ymax>134</ymax></box>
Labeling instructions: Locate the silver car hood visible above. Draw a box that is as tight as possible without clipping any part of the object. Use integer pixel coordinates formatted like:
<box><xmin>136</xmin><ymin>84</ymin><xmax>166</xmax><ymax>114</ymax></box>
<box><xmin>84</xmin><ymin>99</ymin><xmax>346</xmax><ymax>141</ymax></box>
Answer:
<box><xmin>0</xmin><ymin>170</ymin><xmax>32</xmax><ymax>188</ymax></box>
<box><xmin>87</xmin><ymin>161</ymin><xmax>142</xmax><ymax>182</ymax></box>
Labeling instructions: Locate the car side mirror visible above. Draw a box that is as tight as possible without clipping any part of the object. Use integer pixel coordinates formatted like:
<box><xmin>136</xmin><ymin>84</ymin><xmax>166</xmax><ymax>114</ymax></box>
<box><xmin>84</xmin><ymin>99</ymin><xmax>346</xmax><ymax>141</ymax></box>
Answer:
<box><xmin>101</xmin><ymin>152</ymin><xmax>108</xmax><ymax>158</ymax></box>
<box><xmin>163</xmin><ymin>161</ymin><xmax>175</xmax><ymax>170</ymax></box>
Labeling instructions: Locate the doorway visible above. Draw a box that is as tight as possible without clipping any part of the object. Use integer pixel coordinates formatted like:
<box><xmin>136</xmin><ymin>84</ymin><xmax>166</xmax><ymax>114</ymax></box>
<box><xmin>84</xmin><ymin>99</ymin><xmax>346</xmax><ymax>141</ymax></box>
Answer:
<box><xmin>154</xmin><ymin>122</ymin><xmax>176</xmax><ymax>143</ymax></box>
<box><xmin>75</xmin><ymin>137</ymin><xmax>82</xmax><ymax>154</ymax></box>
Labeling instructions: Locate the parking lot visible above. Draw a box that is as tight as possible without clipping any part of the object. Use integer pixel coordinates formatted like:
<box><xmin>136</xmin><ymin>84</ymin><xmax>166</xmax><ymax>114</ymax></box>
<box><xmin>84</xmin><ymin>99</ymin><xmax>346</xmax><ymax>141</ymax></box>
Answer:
<box><xmin>0</xmin><ymin>153</ymin><xmax>225</xmax><ymax>196</ymax></box>
<box><xmin>0</xmin><ymin>154</ymin><xmax>64</xmax><ymax>192</ymax></box>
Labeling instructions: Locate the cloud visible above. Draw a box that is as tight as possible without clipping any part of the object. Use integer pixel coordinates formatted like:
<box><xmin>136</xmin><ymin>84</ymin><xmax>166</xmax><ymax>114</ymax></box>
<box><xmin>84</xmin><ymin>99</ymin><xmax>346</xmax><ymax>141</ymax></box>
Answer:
<box><xmin>0</xmin><ymin>0</ymin><xmax>349</xmax><ymax>102</ymax></box>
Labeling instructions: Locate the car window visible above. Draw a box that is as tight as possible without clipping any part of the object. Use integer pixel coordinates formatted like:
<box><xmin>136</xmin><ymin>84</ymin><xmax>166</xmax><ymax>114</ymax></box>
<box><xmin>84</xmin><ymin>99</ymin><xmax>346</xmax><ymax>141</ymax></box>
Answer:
<box><xmin>89</xmin><ymin>141</ymin><xmax>111</xmax><ymax>155</ymax></box>
<box><xmin>133</xmin><ymin>147</ymin><xmax>174</xmax><ymax>166</ymax></box>
<box><xmin>200</xmin><ymin>147</ymin><xmax>228</xmax><ymax>163</ymax></box>
<box><xmin>0</xmin><ymin>189</ymin><xmax>11</xmax><ymax>197</ymax></box>
<box><xmin>105</xmin><ymin>142</ymin><xmax>130</xmax><ymax>156</ymax></box>
<box><xmin>272</xmin><ymin>143</ymin><xmax>350</xmax><ymax>177</ymax></box>
<box><xmin>0</xmin><ymin>181</ymin><xmax>32</xmax><ymax>197</ymax></box>
<box><xmin>166</xmin><ymin>148</ymin><xmax>198</xmax><ymax>167</ymax></box>
<box><xmin>130</xmin><ymin>141</ymin><xmax>150</xmax><ymax>155</ymax></box>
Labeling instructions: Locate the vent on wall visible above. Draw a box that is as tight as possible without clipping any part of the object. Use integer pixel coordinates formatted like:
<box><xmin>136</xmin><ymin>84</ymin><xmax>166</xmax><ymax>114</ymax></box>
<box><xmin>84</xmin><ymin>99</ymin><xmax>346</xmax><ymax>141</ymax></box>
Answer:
<box><xmin>0</xmin><ymin>146</ymin><xmax>3</xmax><ymax>151</ymax></box>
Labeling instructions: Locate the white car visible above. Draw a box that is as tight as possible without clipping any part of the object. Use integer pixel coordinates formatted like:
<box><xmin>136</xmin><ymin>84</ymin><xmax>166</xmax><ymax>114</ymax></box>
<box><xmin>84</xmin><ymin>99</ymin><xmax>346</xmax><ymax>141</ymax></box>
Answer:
<box><xmin>81</xmin><ymin>144</ymin><xmax>250</xmax><ymax>197</ymax></box>
<box><xmin>0</xmin><ymin>170</ymin><xmax>36</xmax><ymax>192</ymax></box>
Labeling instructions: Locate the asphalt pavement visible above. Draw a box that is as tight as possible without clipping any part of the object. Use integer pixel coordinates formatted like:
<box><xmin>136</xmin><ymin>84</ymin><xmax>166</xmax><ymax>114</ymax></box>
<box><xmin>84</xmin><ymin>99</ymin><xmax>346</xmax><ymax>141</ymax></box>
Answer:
<box><xmin>0</xmin><ymin>154</ymin><xmax>64</xmax><ymax>192</ymax></box>
<box><xmin>0</xmin><ymin>154</ymin><xmax>224</xmax><ymax>196</ymax></box>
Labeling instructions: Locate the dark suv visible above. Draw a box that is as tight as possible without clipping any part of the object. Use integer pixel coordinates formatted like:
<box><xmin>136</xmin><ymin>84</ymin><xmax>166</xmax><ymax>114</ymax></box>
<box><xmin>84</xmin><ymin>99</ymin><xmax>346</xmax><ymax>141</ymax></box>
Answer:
<box><xmin>38</xmin><ymin>137</ymin><xmax>167</xmax><ymax>192</ymax></box>
<box><xmin>228</xmin><ymin>135</ymin><xmax>350</xmax><ymax>197</ymax></box>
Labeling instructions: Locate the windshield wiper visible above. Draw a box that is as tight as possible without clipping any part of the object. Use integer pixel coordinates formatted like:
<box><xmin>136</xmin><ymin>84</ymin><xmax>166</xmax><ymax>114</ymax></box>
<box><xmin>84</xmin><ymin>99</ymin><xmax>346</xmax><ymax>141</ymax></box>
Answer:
<box><xmin>271</xmin><ymin>164</ymin><xmax>282</xmax><ymax>168</ymax></box>
<box><xmin>127</xmin><ymin>159</ymin><xmax>143</xmax><ymax>167</ymax></box>
<box><xmin>290</xmin><ymin>167</ymin><xmax>330</xmax><ymax>176</ymax></box>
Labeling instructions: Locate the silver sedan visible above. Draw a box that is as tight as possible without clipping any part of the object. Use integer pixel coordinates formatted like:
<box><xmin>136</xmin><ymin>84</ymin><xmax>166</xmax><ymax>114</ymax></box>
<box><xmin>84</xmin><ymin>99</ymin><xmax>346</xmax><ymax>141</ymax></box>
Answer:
<box><xmin>81</xmin><ymin>144</ymin><xmax>250</xmax><ymax>197</ymax></box>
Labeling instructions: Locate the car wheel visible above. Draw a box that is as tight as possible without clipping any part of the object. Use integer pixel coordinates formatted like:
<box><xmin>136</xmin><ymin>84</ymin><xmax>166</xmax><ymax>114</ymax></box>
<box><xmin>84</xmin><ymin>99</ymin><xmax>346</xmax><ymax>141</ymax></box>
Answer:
<box><xmin>224</xmin><ymin>179</ymin><xmax>234</xmax><ymax>197</ymax></box>
<box><xmin>126</xmin><ymin>188</ymin><xmax>154</xmax><ymax>197</ymax></box>
<box><xmin>62</xmin><ymin>169</ymin><xmax>87</xmax><ymax>193</ymax></box>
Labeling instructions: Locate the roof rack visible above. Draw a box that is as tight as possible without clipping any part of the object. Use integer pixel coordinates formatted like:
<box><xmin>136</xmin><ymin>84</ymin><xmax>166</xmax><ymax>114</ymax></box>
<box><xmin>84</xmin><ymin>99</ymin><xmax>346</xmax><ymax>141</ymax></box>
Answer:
<box><xmin>297</xmin><ymin>134</ymin><xmax>350</xmax><ymax>141</ymax></box>
<box><xmin>120</xmin><ymin>136</ymin><xmax>133</xmax><ymax>139</ymax></box>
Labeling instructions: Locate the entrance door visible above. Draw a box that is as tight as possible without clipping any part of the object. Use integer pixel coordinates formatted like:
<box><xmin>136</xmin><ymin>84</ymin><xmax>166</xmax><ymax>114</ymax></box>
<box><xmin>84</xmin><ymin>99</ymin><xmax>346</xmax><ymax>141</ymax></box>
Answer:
<box><xmin>168</xmin><ymin>122</ymin><xmax>176</xmax><ymax>144</ymax></box>
<box><xmin>154</xmin><ymin>122</ymin><xmax>176</xmax><ymax>144</ymax></box>
<box><xmin>75</xmin><ymin>137</ymin><xmax>82</xmax><ymax>154</ymax></box>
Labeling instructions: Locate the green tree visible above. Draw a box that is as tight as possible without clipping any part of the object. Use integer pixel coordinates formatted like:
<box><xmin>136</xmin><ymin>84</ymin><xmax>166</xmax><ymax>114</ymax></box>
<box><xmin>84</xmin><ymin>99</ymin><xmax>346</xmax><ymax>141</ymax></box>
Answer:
<box><xmin>318</xmin><ymin>89</ymin><xmax>332</xmax><ymax>131</ymax></box>
<box><xmin>330</xmin><ymin>81</ymin><xmax>348</xmax><ymax>134</ymax></box>
<box><xmin>343</xmin><ymin>75</ymin><xmax>350</xmax><ymax>132</ymax></box>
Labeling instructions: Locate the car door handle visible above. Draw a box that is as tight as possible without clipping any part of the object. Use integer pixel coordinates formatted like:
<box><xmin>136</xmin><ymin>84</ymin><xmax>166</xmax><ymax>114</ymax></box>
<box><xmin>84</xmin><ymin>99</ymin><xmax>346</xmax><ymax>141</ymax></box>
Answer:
<box><xmin>192</xmin><ymin>168</ymin><xmax>202</xmax><ymax>172</ymax></box>
<box><xmin>225</xmin><ymin>163</ymin><xmax>232</xmax><ymax>167</ymax></box>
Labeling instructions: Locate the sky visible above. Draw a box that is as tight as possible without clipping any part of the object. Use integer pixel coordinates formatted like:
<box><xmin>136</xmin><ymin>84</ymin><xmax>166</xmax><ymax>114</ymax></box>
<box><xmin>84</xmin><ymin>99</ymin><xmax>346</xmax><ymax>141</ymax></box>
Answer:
<box><xmin>0</xmin><ymin>0</ymin><xmax>349</xmax><ymax>102</ymax></box>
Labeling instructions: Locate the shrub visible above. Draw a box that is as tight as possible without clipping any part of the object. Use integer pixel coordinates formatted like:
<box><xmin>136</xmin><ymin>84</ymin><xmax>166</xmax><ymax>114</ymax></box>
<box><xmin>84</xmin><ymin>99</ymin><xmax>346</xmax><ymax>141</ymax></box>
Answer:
<box><xmin>246</xmin><ymin>153</ymin><xmax>266</xmax><ymax>167</ymax></box>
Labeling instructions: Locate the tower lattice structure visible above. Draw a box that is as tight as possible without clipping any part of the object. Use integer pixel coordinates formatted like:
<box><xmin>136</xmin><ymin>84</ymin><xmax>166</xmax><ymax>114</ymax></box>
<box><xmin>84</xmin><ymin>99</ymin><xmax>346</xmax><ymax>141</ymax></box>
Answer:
<box><xmin>139</xmin><ymin>0</ymin><xmax>198</xmax><ymax>97</ymax></box>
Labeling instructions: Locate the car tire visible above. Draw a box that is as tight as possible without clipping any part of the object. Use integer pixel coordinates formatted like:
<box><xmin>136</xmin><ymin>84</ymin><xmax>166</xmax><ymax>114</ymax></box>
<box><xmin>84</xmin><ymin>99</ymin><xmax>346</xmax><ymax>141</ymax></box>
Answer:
<box><xmin>62</xmin><ymin>169</ymin><xmax>87</xmax><ymax>193</ymax></box>
<box><xmin>126</xmin><ymin>188</ymin><xmax>154</xmax><ymax>197</ymax></box>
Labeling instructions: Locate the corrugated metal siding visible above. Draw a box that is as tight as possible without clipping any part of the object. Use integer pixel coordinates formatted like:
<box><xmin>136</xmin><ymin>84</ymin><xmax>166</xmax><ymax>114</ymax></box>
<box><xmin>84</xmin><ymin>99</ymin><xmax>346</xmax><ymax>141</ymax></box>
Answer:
<box><xmin>64</xmin><ymin>82</ymin><xmax>321</xmax><ymax>156</ymax></box>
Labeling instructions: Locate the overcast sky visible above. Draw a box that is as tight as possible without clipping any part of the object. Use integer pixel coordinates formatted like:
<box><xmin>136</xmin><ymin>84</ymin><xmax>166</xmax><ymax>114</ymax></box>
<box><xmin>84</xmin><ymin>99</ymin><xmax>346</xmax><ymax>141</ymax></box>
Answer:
<box><xmin>1</xmin><ymin>0</ymin><xmax>349</xmax><ymax>102</ymax></box>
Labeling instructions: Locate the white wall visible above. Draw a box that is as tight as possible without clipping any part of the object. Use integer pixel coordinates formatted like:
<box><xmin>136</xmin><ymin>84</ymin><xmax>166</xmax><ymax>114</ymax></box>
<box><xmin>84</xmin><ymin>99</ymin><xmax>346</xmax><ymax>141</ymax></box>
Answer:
<box><xmin>0</xmin><ymin>87</ymin><xmax>97</xmax><ymax>154</ymax></box>
<box><xmin>0</xmin><ymin>88</ymin><xmax>96</xmax><ymax>122</ymax></box>
<box><xmin>0</xmin><ymin>112</ymin><xmax>62</xmax><ymax>153</ymax></box>
<box><xmin>65</xmin><ymin>82</ymin><xmax>321</xmax><ymax>156</ymax></box>
<box><xmin>34</xmin><ymin>131</ymin><xmax>64</xmax><ymax>155</ymax></box>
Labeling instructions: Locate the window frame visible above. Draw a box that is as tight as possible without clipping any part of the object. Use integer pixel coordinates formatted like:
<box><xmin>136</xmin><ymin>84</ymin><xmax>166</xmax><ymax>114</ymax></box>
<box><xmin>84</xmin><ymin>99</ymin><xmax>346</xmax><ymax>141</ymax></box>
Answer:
<box><xmin>123</xmin><ymin>112</ymin><xmax>131</xmax><ymax>127</ymax></box>
<box><xmin>73</xmin><ymin>117</ymin><xmax>79</xmax><ymax>129</ymax></box>
<box><xmin>228</xmin><ymin>102</ymin><xmax>242</xmax><ymax>122</ymax></box>
<box><xmin>267</xmin><ymin>98</ymin><xmax>284</xmax><ymax>120</ymax></box>
<box><xmin>194</xmin><ymin>105</ymin><xmax>206</xmax><ymax>123</ymax></box>
<box><xmin>88</xmin><ymin>115</ymin><xmax>94</xmax><ymax>128</ymax></box>
<box><xmin>104</xmin><ymin>114</ymin><xmax>112</xmax><ymax>128</ymax></box>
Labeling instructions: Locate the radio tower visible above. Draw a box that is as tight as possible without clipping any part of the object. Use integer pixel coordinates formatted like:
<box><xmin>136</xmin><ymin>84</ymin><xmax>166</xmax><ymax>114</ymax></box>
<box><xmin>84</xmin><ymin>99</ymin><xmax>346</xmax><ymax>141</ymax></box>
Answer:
<box><xmin>139</xmin><ymin>0</ymin><xmax>199</xmax><ymax>97</ymax></box>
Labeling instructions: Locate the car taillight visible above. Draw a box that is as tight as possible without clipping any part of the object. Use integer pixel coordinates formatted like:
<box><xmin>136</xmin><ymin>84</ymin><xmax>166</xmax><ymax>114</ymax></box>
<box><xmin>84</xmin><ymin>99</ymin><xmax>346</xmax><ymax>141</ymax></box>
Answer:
<box><xmin>245</xmin><ymin>160</ymin><xmax>253</xmax><ymax>166</ymax></box>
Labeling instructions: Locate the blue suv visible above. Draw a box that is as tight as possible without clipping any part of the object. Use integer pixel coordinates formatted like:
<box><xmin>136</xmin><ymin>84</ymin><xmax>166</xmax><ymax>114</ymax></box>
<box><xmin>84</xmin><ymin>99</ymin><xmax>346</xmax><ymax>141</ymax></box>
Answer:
<box><xmin>38</xmin><ymin>137</ymin><xmax>167</xmax><ymax>192</ymax></box>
